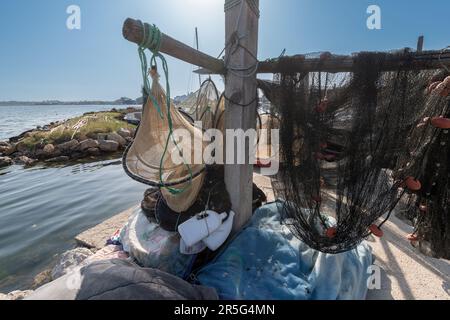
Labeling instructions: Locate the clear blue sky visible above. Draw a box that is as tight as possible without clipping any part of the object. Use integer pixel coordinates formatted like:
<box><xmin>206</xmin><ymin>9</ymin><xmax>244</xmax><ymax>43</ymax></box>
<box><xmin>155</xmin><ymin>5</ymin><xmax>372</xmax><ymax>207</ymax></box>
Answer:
<box><xmin>0</xmin><ymin>0</ymin><xmax>449</xmax><ymax>101</ymax></box>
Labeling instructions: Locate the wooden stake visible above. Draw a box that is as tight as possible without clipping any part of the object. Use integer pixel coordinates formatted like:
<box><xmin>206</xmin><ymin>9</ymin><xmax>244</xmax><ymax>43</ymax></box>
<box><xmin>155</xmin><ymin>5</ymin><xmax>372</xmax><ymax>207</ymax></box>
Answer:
<box><xmin>417</xmin><ymin>35</ymin><xmax>424</xmax><ymax>53</ymax></box>
<box><xmin>224</xmin><ymin>0</ymin><xmax>259</xmax><ymax>232</ymax></box>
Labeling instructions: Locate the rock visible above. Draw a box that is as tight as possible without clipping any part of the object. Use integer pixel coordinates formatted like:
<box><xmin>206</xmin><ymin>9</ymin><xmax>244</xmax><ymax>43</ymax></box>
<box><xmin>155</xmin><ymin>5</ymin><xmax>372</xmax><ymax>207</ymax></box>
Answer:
<box><xmin>117</xmin><ymin>128</ymin><xmax>131</xmax><ymax>138</ymax></box>
<box><xmin>0</xmin><ymin>146</ymin><xmax>8</xmax><ymax>154</ymax></box>
<box><xmin>0</xmin><ymin>290</ymin><xmax>34</xmax><ymax>300</ymax></box>
<box><xmin>51</xmin><ymin>248</ymin><xmax>93</xmax><ymax>280</ymax></box>
<box><xmin>96</xmin><ymin>133</ymin><xmax>109</xmax><ymax>141</ymax></box>
<box><xmin>70</xmin><ymin>152</ymin><xmax>84</xmax><ymax>159</ymax></box>
<box><xmin>125</xmin><ymin>137</ymin><xmax>134</xmax><ymax>145</ymax></box>
<box><xmin>87</xmin><ymin>147</ymin><xmax>101</xmax><ymax>156</ymax></box>
<box><xmin>98</xmin><ymin>140</ymin><xmax>119</xmax><ymax>152</ymax></box>
<box><xmin>107</xmin><ymin>132</ymin><xmax>126</xmax><ymax>147</ymax></box>
<box><xmin>0</xmin><ymin>156</ymin><xmax>13</xmax><ymax>168</ymax></box>
<box><xmin>16</xmin><ymin>156</ymin><xmax>36</xmax><ymax>166</ymax></box>
<box><xmin>16</xmin><ymin>142</ymin><xmax>29</xmax><ymax>153</ymax></box>
<box><xmin>3</xmin><ymin>144</ymin><xmax>16</xmax><ymax>156</ymax></box>
<box><xmin>31</xmin><ymin>269</ymin><xmax>52</xmax><ymax>289</ymax></box>
<box><xmin>79</xmin><ymin>139</ymin><xmax>99</xmax><ymax>151</ymax></box>
<box><xmin>46</xmin><ymin>156</ymin><xmax>70</xmax><ymax>163</ymax></box>
<box><xmin>0</xmin><ymin>141</ymin><xmax>9</xmax><ymax>147</ymax></box>
<box><xmin>129</xmin><ymin>128</ymin><xmax>137</xmax><ymax>137</ymax></box>
<box><xmin>43</xmin><ymin>144</ymin><xmax>55</xmax><ymax>156</ymax></box>
<box><xmin>57</xmin><ymin>139</ymin><xmax>79</xmax><ymax>152</ymax></box>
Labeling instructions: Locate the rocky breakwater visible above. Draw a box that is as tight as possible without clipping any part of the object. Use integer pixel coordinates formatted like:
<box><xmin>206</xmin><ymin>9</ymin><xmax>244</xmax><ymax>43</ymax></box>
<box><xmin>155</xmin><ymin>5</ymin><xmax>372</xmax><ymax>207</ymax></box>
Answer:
<box><xmin>0</xmin><ymin>110</ymin><xmax>138</xmax><ymax>167</ymax></box>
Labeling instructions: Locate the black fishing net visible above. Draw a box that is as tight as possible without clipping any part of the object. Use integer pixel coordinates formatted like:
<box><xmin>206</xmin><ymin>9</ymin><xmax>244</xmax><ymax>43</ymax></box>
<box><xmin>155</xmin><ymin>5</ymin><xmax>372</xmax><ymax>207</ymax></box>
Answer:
<box><xmin>259</xmin><ymin>50</ymin><xmax>449</xmax><ymax>254</ymax></box>
<box><xmin>395</xmin><ymin>71</ymin><xmax>450</xmax><ymax>258</ymax></box>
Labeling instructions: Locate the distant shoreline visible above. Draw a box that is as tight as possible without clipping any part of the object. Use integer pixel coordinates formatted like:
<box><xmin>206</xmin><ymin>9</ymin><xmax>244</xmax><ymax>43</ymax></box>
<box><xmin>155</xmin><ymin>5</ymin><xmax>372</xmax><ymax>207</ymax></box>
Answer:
<box><xmin>0</xmin><ymin>99</ymin><xmax>142</xmax><ymax>107</ymax></box>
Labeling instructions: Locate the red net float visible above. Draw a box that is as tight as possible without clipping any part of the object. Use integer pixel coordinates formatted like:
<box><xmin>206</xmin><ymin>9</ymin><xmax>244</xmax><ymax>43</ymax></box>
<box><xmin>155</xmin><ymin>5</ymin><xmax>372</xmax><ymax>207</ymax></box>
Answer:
<box><xmin>369</xmin><ymin>224</ymin><xmax>383</xmax><ymax>238</ymax></box>
<box><xmin>325</xmin><ymin>227</ymin><xmax>337</xmax><ymax>239</ymax></box>
<box><xmin>407</xmin><ymin>234</ymin><xmax>419</xmax><ymax>242</ymax></box>
<box><xmin>405</xmin><ymin>177</ymin><xmax>422</xmax><ymax>191</ymax></box>
<box><xmin>431</xmin><ymin>117</ymin><xmax>450</xmax><ymax>129</ymax></box>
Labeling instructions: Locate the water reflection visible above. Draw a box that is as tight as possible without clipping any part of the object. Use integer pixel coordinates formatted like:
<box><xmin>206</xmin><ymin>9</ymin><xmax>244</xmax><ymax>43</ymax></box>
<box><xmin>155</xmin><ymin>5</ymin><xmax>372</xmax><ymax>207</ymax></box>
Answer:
<box><xmin>0</xmin><ymin>159</ymin><xmax>147</xmax><ymax>293</ymax></box>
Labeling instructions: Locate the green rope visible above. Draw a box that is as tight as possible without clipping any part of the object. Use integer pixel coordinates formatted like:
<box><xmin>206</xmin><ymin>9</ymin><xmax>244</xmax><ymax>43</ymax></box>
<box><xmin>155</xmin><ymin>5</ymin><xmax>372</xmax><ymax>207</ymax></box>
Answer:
<box><xmin>138</xmin><ymin>21</ymin><xmax>193</xmax><ymax>195</ymax></box>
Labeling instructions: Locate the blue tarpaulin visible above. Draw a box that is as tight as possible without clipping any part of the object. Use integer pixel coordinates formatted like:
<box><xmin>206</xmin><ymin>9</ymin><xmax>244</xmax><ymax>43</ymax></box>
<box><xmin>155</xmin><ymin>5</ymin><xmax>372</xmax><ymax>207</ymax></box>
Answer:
<box><xmin>196</xmin><ymin>202</ymin><xmax>373</xmax><ymax>300</ymax></box>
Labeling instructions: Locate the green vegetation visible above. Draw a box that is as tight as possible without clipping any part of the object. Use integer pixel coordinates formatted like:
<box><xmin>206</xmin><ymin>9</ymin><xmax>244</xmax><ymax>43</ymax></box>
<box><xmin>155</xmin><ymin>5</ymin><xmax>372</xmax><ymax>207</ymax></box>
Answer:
<box><xmin>21</xmin><ymin>111</ymin><xmax>137</xmax><ymax>148</ymax></box>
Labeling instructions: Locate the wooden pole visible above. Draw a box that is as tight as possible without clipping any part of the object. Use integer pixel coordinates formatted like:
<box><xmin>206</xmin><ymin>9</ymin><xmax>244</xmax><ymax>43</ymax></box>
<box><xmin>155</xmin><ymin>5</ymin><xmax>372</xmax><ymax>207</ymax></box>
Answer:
<box><xmin>195</xmin><ymin>27</ymin><xmax>202</xmax><ymax>87</ymax></box>
<box><xmin>195</xmin><ymin>50</ymin><xmax>450</xmax><ymax>75</ymax></box>
<box><xmin>122</xmin><ymin>18</ymin><xmax>224</xmax><ymax>73</ymax></box>
<box><xmin>417</xmin><ymin>36</ymin><xmax>424</xmax><ymax>53</ymax></box>
<box><xmin>224</xmin><ymin>0</ymin><xmax>259</xmax><ymax>232</ymax></box>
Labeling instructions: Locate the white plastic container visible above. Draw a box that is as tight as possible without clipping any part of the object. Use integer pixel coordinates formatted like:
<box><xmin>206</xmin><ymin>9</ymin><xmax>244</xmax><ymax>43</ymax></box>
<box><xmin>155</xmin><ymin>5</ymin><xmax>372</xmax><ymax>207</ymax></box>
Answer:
<box><xmin>178</xmin><ymin>210</ymin><xmax>227</xmax><ymax>247</ymax></box>
<box><xmin>202</xmin><ymin>211</ymin><xmax>235</xmax><ymax>251</ymax></box>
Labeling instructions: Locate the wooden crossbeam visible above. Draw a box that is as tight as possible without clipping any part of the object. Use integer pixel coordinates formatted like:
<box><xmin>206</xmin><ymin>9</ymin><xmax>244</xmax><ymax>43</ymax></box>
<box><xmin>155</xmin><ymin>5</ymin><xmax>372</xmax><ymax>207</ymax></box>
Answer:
<box><xmin>195</xmin><ymin>50</ymin><xmax>450</xmax><ymax>75</ymax></box>
<box><xmin>122</xmin><ymin>18</ymin><xmax>225</xmax><ymax>74</ymax></box>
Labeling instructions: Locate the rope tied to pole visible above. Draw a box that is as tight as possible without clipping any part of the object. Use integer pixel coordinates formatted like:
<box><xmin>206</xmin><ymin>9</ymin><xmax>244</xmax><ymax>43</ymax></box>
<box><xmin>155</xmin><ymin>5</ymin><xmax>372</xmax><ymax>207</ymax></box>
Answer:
<box><xmin>137</xmin><ymin>21</ymin><xmax>193</xmax><ymax>195</ymax></box>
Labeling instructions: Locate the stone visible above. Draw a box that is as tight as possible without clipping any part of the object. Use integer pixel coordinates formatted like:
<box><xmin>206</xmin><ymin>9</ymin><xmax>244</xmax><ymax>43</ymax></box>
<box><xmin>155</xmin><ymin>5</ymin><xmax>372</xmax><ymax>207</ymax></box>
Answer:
<box><xmin>70</xmin><ymin>152</ymin><xmax>84</xmax><ymax>159</ymax></box>
<box><xmin>98</xmin><ymin>140</ymin><xmax>119</xmax><ymax>152</ymax></box>
<box><xmin>31</xmin><ymin>269</ymin><xmax>52</xmax><ymax>289</ymax></box>
<box><xmin>16</xmin><ymin>156</ymin><xmax>36</xmax><ymax>166</ymax></box>
<box><xmin>46</xmin><ymin>156</ymin><xmax>70</xmax><ymax>163</ymax></box>
<box><xmin>79</xmin><ymin>139</ymin><xmax>99</xmax><ymax>151</ymax></box>
<box><xmin>96</xmin><ymin>133</ymin><xmax>108</xmax><ymax>141</ymax></box>
<box><xmin>0</xmin><ymin>141</ymin><xmax>9</xmax><ymax>147</ymax></box>
<box><xmin>87</xmin><ymin>147</ymin><xmax>101</xmax><ymax>156</ymax></box>
<box><xmin>57</xmin><ymin>139</ymin><xmax>79</xmax><ymax>152</ymax></box>
<box><xmin>129</xmin><ymin>127</ymin><xmax>137</xmax><ymax>137</ymax></box>
<box><xmin>3</xmin><ymin>144</ymin><xmax>16</xmax><ymax>156</ymax></box>
<box><xmin>75</xmin><ymin>206</ymin><xmax>137</xmax><ymax>250</ymax></box>
<box><xmin>0</xmin><ymin>290</ymin><xmax>34</xmax><ymax>300</ymax></box>
<box><xmin>0</xmin><ymin>146</ymin><xmax>8</xmax><ymax>154</ymax></box>
<box><xmin>51</xmin><ymin>247</ymin><xmax>93</xmax><ymax>280</ymax></box>
<box><xmin>117</xmin><ymin>128</ymin><xmax>131</xmax><ymax>138</ymax></box>
<box><xmin>16</xmin><ymin>142</ymin><xmax>29</xmax><ymax>153</ymax></box>
<box><xmin>0</xmin><ymin>156</ymin><xmax>13</xmax><ymax>167</ymax></box>
<box><xmin>125</xmin><ymin>137</ymin><xmax>134</xmax><ymax>145</ymax></box>
<box><xmin>43</xmin><ymin>144</ymin><xmax>55</xmax><ymax>156</ymax></box>
<box><xmin>107</xmin><ymin>132</ymin><xmax>126</xmax><ymax>147</ymax></box>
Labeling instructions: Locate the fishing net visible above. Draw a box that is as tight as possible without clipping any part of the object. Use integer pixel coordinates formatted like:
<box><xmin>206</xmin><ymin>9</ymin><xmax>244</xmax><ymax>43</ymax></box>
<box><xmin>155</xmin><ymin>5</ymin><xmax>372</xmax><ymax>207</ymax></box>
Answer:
<box><xmin>123</xmin><ymin>71</ymin><xmax>207</xmax><ymax>212</ymax></box>
<box><xmin>259</xmin><ymin>50</ymin><xmax>449</xmax><ymax>254</ymax></box>
<box><xmin>178</xmin><ymin>79</ymin><xmax>221</xmax><ymax>131</ymax></box>
<box><xmin>396</xmin><ymin>72</ymin><xmax>450</xmax><ymax>258</ymax></box>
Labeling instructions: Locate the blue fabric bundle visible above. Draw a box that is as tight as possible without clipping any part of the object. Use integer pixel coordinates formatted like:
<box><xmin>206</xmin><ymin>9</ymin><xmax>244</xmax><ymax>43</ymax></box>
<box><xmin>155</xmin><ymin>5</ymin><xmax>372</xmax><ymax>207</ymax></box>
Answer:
<box><xmin>196</xmin><ymin>202</ymin><xmax>373</xmax><ymax>300</ymax></box>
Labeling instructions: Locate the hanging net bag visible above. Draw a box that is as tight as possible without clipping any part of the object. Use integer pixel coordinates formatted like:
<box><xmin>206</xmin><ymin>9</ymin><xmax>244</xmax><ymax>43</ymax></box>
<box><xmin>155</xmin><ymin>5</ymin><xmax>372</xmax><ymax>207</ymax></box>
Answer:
<box><xmin>178</xmin><ymin>78</ymin><xmax>221</xmax><ymax>131</ymax></box>
<box><xmin>123</xmin><ymin>22</ymin><xmax>207</xmax><ymax>213</ymax></box>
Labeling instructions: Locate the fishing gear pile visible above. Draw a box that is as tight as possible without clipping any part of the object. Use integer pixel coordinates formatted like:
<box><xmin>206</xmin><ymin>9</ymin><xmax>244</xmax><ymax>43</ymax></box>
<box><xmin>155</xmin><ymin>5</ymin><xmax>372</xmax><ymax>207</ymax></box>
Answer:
<box><xmin>259</xmin><ymin>50</ymin><xmax>449</xmax><ymax>254</ymax></box>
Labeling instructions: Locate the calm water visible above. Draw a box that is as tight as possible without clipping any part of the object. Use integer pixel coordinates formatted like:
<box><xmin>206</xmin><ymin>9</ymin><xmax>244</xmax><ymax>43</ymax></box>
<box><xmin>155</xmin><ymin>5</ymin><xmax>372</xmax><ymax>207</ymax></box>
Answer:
<box><xmin>0</xmin><ymin>105</ymin><xmax>147</xmax><ymax>293</ymax></box>
<box><xmin>0</xmin><ymin>105</ymin><xmax>115</xmax><ymax>140</ymax></box>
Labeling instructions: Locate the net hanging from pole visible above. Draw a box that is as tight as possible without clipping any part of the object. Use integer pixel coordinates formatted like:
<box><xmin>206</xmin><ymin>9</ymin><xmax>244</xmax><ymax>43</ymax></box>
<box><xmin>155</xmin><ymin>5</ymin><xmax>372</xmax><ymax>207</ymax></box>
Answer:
<box><xmin>259</xmin><ymin>50</ymin><xmax>450</xmax><ymax>254</ymax></box>
<box><xmin>178</xmin><ymin>78</ymin><xmax>221</xmax><ymax>131</ymax></box>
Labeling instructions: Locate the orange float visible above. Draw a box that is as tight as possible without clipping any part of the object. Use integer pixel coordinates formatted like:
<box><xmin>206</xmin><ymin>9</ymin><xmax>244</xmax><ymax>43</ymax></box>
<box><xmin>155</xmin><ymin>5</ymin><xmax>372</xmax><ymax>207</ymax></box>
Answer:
<box><xmin>325</xmin><ymin>227</ymin><xmax>337</xmax><ymax>239</ymax></box>
<box><xmin>369</xmin><ymin>224</ymin><xmax>383</xmax><ymax>238</ymax></box>
<box><xmin>431</xmin><ymin>117</ymin><xmax>450</xmax><ymax>129</ymax></box>
<box><xmin>405</xmin><ymin>177</ymin><xmax>422</xmax><ymax>191</ymax></box>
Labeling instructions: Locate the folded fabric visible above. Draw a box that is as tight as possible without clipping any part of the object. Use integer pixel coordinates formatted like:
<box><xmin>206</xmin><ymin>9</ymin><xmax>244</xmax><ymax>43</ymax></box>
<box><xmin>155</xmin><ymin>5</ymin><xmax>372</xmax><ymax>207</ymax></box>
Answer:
<box><xmin>195</xmin><ymin>202</ymin><xmax>373</xmax><ymax>300</ymax></box>
<box><xmin>27</xmin><ymin>259</ymin><xmax>218</xmax><ymax>300</ymax></box>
